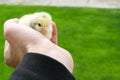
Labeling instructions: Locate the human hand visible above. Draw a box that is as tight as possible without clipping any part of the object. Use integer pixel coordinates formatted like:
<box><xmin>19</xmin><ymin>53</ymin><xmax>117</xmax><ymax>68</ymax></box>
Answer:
<box><xmin>4</xmin><ymin>19</ymin><xmax>74</xmax><ymax>72</ymax></box>
<box><xmin>4</xmin><ymin>18</ymin><xmax>57</xmax><ymax>67</ymax></box>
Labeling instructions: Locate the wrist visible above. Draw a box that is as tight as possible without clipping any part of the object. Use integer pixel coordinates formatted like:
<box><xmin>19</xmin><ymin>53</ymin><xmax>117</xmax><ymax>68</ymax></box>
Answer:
<box><xmin>26</xmin><ymin>41</ymin><xmax>74</xmax><ymax>73</ymax></box>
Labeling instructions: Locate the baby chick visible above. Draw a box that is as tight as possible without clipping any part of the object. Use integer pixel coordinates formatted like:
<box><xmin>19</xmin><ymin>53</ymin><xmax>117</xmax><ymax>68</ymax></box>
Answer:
<box><xmin>19</xmin><ymin>12</ymin><xmax>53</xmax><ymax>39</ymax></box>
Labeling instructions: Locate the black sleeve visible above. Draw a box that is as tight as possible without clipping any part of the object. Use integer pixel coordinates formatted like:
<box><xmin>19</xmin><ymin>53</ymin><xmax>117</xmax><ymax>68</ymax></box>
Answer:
<box><xmin>9</xmin><ymin>53</ymin><xmax>75</xmax><ymax>80</ymax></box>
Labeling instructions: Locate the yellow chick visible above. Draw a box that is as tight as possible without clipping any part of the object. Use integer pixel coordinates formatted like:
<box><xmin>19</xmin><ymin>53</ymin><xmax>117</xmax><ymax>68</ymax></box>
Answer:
<box><xmin>19</xmin><ymin>12</ymin><xmax>53</xmax><ymax>39</ymax></box>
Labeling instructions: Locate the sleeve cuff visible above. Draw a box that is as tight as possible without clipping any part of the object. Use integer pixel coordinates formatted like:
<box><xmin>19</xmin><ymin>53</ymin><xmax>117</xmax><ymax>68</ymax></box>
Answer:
<box><xmin>9</xmin><ymin>53</ymin><xmax>75</xmax><ymax>80</ymax></box>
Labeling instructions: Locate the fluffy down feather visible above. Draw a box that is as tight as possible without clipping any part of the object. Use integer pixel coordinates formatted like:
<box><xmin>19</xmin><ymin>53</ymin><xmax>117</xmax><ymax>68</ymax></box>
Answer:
<box><xmin>19</xmin><ymin>12</ymin><xmax>52</xmax><ymax>39</ymax></box>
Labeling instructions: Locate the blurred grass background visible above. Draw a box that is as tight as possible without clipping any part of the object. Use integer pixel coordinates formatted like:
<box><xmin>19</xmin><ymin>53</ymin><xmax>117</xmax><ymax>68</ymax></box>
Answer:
<box><xmin>0</xmin><ymin>5</ymin><xmax>120</xmax><ymax>80</ymax></box>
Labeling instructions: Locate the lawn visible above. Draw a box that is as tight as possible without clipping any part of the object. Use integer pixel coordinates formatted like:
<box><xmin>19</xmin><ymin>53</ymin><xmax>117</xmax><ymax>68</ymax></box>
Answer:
<box><xmin>0</xmin><ymin>5</ymin><xmax>120</xmax><ymax>80</ymax></box>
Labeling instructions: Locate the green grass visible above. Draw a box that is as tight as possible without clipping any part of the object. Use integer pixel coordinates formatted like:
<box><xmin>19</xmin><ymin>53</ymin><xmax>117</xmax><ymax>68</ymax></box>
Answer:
<box><xmin>0</xmin><ymin>5</ymin><xmax>120</xmax><ymax>80</ymax></box>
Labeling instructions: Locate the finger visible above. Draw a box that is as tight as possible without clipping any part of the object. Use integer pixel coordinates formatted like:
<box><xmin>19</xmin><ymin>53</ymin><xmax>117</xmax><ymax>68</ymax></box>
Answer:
<box><xmin>51</xmin><ymin>21</ymin><xmax>58</xmax><ymax>44</ymax></box>
<box><xmin>5</xmin><ymin>18</ymin><xmax>19</xmax><ymax>24</ymax></box>
<box><xmin>4</xmin><ymin>40</ymin><xmax>10</xmax><ymax>64</ymax></box>
<box><xmin>4</xmin><ymin>18</ymin><xmax>41</xmax><ymax>44</ymax></box>
<box><xmin>4</xmin><ymin>18</ymin><xmax>19</xmax><ymax>36</ymax></box>
<box><xmin>4</xmin><ymin>40</ymin><xmax>9</xmax><ymax>56</ymax></box>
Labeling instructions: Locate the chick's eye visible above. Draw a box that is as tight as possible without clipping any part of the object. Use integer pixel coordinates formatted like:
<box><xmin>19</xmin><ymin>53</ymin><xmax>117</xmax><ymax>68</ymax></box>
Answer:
<box><xmin>38</xmin><ymin>23</ymin><xmax>41</xmax><ymax>27</ymax></box>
